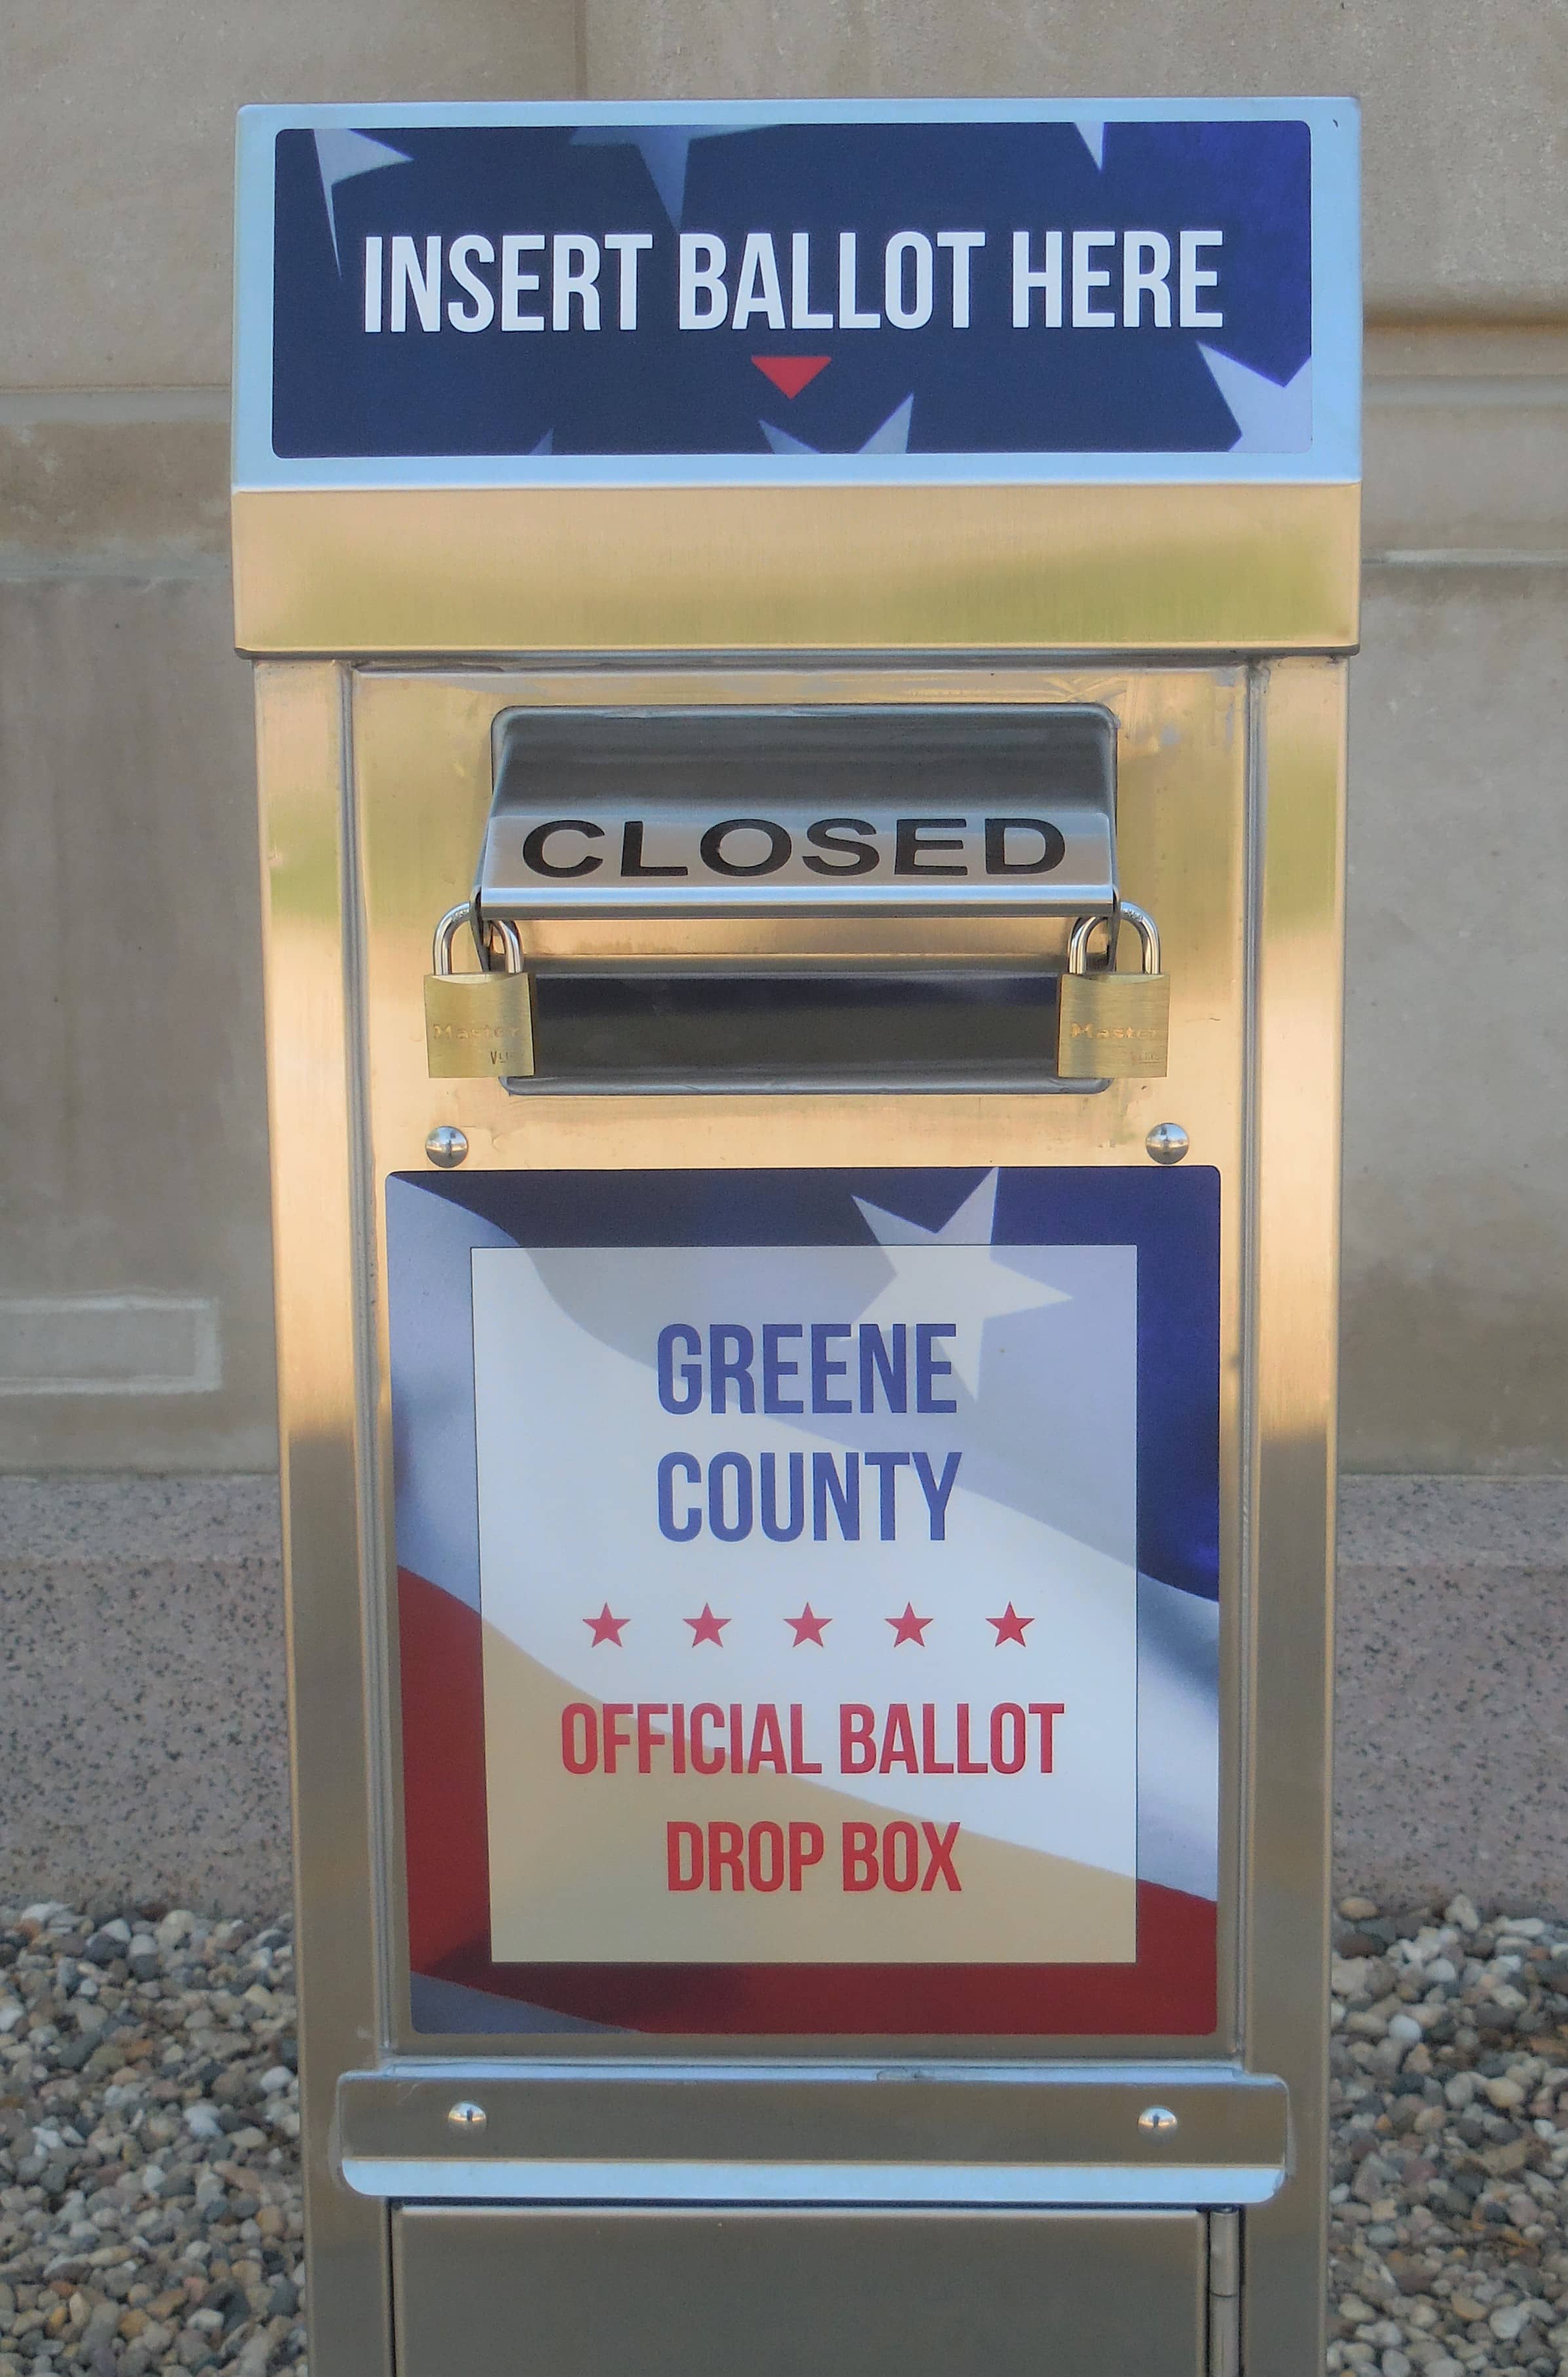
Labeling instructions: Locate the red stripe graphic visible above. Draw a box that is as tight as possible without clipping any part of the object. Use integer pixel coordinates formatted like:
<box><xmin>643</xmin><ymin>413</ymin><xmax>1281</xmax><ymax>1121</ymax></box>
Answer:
<box><xmin>399</xmin><ymin>1565</ymin><xmax>1217</xmax><ymax>2036</ymax></box>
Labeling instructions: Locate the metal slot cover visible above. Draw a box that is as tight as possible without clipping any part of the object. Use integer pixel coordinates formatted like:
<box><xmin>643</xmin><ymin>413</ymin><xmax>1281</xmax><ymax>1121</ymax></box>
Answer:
<box><xmin>480</xmin><ymin>703</ymin><xmax>1117</xmax><ymax>924</ymax></box>
<box><xmin>392</xmin><ymin>2207</ymin><xmax>1207</xmax><ymax>2377</ymax></box>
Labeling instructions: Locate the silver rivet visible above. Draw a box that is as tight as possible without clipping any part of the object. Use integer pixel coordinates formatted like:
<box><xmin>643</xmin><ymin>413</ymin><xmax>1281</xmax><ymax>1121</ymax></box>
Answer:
<box><xmin>446</xmin><ymin>2100</ymin><xmax>486</xmax><ymax>2132</ymax></box>
<box><xmin>425</xmin><ymin>1125</ymin><xmax>470</xmax><ymax>1169</ymax></box>
<box><xmin>1138</xmin><ymin>2105</ymin><xmax>1179</xmax><ymax>2135</ymax></box>
<box><xmin>1145</xmin><ymin>1123</ymin><xmax>1190</xmax><ymax>1167</ymax></box>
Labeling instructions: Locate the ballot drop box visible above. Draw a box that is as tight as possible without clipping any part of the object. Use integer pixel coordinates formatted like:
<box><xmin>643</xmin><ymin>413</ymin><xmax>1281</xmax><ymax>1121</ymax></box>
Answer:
<box><xmin>233</xmin><ymin>97</ymin><xmax>1360</xmax><ymax>2377</ymax></box>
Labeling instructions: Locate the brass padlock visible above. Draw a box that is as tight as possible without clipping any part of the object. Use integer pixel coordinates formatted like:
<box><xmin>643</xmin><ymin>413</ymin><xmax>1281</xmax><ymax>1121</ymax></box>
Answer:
<box><xmin>423</xmin><ymin>905</ymin><xmax>535</xmax><ymax>1080</ymax></box>
<box><xmin>1056</xmin><ymin>900</ymin><xmax>1170</xmax><ymax>1080</ymax></box>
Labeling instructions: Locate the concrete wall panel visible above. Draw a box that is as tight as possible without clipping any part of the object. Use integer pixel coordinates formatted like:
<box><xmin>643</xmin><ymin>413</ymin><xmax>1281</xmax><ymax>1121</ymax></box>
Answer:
<box><xmin>1365</xmin><ymin>337</ymin><xmax>1568</xmax><ymax>558</ymax></box>
<box><xmin>1</xmin><ymin>0</ymin><xmax>580</xmax><ymax>390</ymax></box>
<box><xmin>0</xmin><ymin>571</ymin><xmax>276</xmax><ymax>1469</ymax></box>
<box><xmin>0</xmin><ymin>400</ymin><xmax>229</xmax><ymax>563</ymax></box>
<box><xmin>1341</xmin><ymin>563</ymin><xmax>1568</xmax><ymax>1471</ymax></box>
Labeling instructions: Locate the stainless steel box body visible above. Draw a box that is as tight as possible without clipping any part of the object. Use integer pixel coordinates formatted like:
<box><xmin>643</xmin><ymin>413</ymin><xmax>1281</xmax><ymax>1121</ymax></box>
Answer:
<box><xmin>235</xmin><ymin>96</ymin><xmax>1358</xmax><ymax>2377</ymax></box>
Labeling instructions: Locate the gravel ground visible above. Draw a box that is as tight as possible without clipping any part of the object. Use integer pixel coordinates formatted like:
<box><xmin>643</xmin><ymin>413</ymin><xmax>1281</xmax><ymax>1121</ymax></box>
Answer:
<box><xmin>0</xmin><ymin>1905</ymin><xmax>301</xmax><ymax>2377</ymax></box>
<box><xmin>5</xmin><ymin>1888</ymin><xmax>1568</xmax><ymax>2374</ymax></box>
<box><xmin>1330</xmin><ymin>1893</ymin><xmax>1568</xmax><ymax>2376</ymax></box>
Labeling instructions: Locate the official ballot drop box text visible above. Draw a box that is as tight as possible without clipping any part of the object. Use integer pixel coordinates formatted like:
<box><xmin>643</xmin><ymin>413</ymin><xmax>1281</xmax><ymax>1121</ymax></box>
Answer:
<box><xmin>233</xmin><ymin>98</ymin><xmax>1360</xmax><ymax>2377</ymax></box>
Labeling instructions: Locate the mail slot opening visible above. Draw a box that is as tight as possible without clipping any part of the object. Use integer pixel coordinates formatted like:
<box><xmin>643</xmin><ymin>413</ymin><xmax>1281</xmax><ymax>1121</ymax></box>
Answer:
<box><xmin>471</xmin><ymin>701</ymin><xmax>1119</xmax><ymax>1090</ymax></box>
<box><xmin>514</xmin><ymin>966</ymin><xmax>1072</xmax><ymax>1088</ymax></box>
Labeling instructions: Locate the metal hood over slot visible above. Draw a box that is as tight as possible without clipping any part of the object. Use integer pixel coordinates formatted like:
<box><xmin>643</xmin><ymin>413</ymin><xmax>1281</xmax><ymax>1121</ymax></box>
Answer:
<box><xmin>478</xmin><ymin>704</ymin><xmax>1118</xmax><ymax>930</ymax></box>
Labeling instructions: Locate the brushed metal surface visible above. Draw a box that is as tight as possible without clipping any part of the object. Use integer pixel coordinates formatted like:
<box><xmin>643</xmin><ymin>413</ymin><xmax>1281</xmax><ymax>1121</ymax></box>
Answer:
<box><xmin>351</xmin><ymin>657</ymin><xmax>1249</xmax><ymax>2062</ymax></box>
<box><xmin>358</xmin><ymin>2158</ymin><xmax>1280</xmax><ymax>2207</ymax></box>
<box><xmin>1208</xmin><ymin>2208</ymin><xmax>1242</xmax><ymax>2377</ymax></box>
<box><xmin>391</xmin><ymin>2206</ymin><xmax>1208</xmax><ymax>2377</ymax></box>
<box><xmin>253</xmin><ymin>664</ymin><xmax>394</xmax><ymax>2377</ymax></box>
<box><xmin>497</xmin><ymin>1065</ymin><xmax>1105</xmax><ymax>1095</ymax></box>
<box><xmin>231</xmin><ymin>479</ymin><xmax>1360</xmax><ymax>656</ymax></box>
<box><xmin>337</xmin><ymin>2061</ymin><xmax>1288</xmax><ymax>2196</ymax></box>
<box><xmin>1239</xmin><ymin>660</ymin><xmax>1346</xmax><ymax>2377</ymax></box>
<box><xmin>254</xmin><ymin>643</ymin><xmax>1344</xmax><ymax>2372</ymax></box>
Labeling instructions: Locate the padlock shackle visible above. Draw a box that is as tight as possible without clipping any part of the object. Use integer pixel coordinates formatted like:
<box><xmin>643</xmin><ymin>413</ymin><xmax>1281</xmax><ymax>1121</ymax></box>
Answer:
<box><xmin>1067</xmin><ymin>900</ymin><xmax>1160</xmax><ymax>978</ymax></box>
<box><xmin>432</xmin><ymin>903</ymin><xmax>525</xmax><ymax>977</ymax></box>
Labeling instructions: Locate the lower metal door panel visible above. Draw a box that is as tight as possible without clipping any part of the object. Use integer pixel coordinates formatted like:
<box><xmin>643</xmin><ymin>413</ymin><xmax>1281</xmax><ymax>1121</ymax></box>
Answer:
<box><xmin>392</xmin><ymin>2205</ymin><xmax>1207</xmax><ymax>2377</ymax></box>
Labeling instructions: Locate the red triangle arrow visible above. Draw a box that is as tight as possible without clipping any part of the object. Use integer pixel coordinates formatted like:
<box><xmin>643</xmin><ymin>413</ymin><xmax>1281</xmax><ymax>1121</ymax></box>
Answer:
<box><xmin>752</xmin><ymin>355</ymin><xmax>831</xmax><ymax>399</ymax></box>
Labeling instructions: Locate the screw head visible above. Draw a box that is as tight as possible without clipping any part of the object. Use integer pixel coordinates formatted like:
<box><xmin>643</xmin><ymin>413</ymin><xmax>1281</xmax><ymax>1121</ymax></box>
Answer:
<box><xmin>1145</xmin><ymin>1123</ymin><xmax>1190</xmax><ymax>1168</ymax></box>
<box><xmin>1138</xmin><ymin>2105</ymin><xmax>1179</xmax><ymax>2135</ymax></box>
<box><xmin>446</xmin><ymin>2100</ymin><xmax>487</xmax><ymax>2133</ymax></box>
<box><xmin>425</xmin><ymin>1125</ymin><xmax>470</xmax><ymax>1169</ymax></box>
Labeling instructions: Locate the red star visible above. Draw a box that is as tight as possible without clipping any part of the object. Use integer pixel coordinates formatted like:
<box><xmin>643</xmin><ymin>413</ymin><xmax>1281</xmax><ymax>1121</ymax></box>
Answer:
<box><xmin>786</xmin><ymin>1604</ymin><xmax>831</xmax><ymax>1646</ymax></box>
<box><xmin>987</xmin><ymin>1603</ymin><xmax>1034</xmax><ymax>1646</ymax></box>
<box><xmin>887</xmin><ymin>1602</ymin><xmax>932</xmax><ymax>1647</ymax></box>
<box><xmin>583</xmin><ymin>1603</ymin><xmax>628</xmax><ymax>1646</ymax></box>
<box><xmin>685</xmin><ymin>1603</ymin><xmax>729</xmax><ymax>1646</ymax></box>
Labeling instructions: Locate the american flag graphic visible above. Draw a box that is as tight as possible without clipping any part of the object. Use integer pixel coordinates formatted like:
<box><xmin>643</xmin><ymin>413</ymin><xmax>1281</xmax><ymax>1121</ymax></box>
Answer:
<box><xmin>387</xmin><ymin>1164</ymin><xmax>1221</xmax><ymax>2037</ymax></box>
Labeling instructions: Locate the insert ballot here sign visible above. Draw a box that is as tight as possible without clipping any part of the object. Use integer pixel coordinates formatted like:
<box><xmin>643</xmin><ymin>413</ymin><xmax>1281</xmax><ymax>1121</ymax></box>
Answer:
<box><xmin>267</xmin><ymin>113</ymin><xmax>1317</xmax><ymax>459</ymax></box>
<box><xmin>472</xmin><ymin>1230</ymin><xmax>1140</xmax><ymax>1965</ymax></box>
